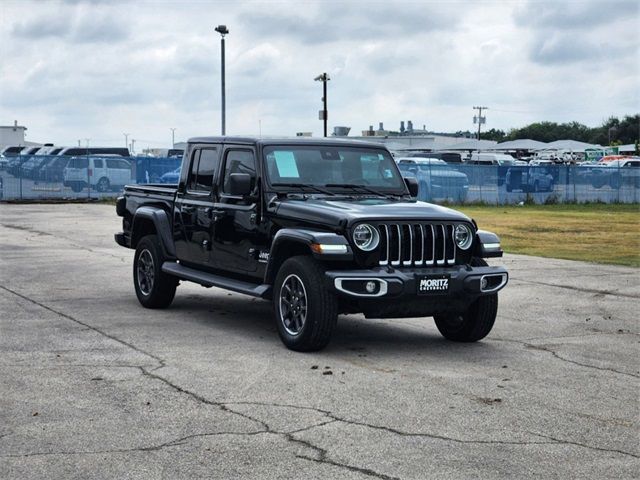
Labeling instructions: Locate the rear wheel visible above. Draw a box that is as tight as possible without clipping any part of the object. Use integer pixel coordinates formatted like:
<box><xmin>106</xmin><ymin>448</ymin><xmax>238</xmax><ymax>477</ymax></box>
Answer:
<box><xmin>97</xmin><ymin>177</ymin><xmax>110</xmax><ymax>192</ymax></box>
<box><xmin>133</xmin><ymin>235</ymin><xmax>178</xmax><ymax>308</ymax></box>
<box><xmin>70</xmin><ymin>182</ymin><xmax>84</xmax><ymax>193</ymax></box>
<box><xmin>433</xmin><ymin>258</ymin><xmax>498</xmax><ymax>342</ymax></box>
<box><xmin>273</xmin><ymin>256</ymin><xmax>337</xmax><ymax>351</ymax></box>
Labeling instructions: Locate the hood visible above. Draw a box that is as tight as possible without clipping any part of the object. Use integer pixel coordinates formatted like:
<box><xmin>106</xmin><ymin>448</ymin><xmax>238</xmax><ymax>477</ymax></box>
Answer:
<box><xmin>272</xmin><ymin>196</ymin><xmax>471</xmax><ymax>228</ymax></box>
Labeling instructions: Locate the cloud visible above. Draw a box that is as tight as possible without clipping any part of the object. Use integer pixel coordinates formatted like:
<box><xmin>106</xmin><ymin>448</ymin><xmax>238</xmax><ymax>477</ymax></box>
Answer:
<box><xmin>0</xmin><ymin>0</ymin><xmax>637</xmax><ymax>146</ymax></box>
<box><xmin>514</xmin><ymin>0</ymin><xmax>639</xmax><ymax>29</ymax></box>
<box><xmin>12</xmin><ymin>9</ymin><xmax>129</xmax><ymax>43</ymax></box>
<box><xmin>239</xmin><ymin>2</ymin><xmax>456</xmax><ymax>45</ymax></box>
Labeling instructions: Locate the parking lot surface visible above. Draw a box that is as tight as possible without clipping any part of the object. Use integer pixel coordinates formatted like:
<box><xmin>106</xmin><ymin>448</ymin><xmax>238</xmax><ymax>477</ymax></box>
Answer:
<box><xmin>1</xmin><ymin>203</ymin><xmax>638</xmax><ymax>479</ymax></box>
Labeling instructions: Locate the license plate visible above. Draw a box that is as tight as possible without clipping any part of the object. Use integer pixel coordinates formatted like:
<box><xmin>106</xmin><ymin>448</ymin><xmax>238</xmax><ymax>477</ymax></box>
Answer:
<box><xmin>416</xmin><ymin>274</ymin><xmax>450</xmax><ymax>295</ymax></box>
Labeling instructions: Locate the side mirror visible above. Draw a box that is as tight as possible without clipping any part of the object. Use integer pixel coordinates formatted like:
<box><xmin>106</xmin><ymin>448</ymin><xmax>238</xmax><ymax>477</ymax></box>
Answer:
<box><xmin>228</xmin><ymin>172</ymin><xmax>252</xmax><ymax>196</ymax></box>
<box><xmin>404</xmin><ymin>176</ymin><xmax>419</xmax><ymax>198</ymax></box>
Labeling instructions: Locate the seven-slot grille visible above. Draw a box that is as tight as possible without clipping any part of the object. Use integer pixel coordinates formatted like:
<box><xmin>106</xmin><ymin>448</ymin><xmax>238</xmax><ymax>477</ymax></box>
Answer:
<box><xmin>377</xmin><ymin>223</ymin><xmax>458</xmax><ymax>267</ymax></box>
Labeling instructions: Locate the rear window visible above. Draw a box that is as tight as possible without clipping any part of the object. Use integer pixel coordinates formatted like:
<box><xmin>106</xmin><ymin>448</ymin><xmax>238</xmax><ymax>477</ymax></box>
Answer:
<box><xmin>106</xmin><ymin>159</ymin><xmax>131</xmax><ymax>169</ymax></box>
<box><xmin>68</xmin><ymin>158</ymin><xmax>88</xmax><ymax>169</ymax></box>
<box><xmin>188</xmin><ymin>148</ymin><xmax>219</xmax><ymax>192</ymax></box>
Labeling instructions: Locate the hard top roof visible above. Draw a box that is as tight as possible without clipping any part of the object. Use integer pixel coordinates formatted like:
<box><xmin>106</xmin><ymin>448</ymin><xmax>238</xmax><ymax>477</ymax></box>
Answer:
<box><xmin>186</xmin><ymin>136</ymin><xmax>388</xmax><ymax>148</ymax></box>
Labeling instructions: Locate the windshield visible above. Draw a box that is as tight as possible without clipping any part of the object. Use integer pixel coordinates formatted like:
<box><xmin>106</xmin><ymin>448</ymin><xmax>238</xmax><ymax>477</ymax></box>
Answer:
<box><xmin>264</xmin><ymin>146</ymin><xmax>405</xmax><ymax>192</ymax></box>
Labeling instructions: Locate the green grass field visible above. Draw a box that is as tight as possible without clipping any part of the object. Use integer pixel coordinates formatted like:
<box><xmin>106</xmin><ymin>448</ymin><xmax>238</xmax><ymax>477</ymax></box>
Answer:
<box><xmin>459</xmin><ymin>204</ymin><xmax>640</xmax><ymax>267</ymax></box>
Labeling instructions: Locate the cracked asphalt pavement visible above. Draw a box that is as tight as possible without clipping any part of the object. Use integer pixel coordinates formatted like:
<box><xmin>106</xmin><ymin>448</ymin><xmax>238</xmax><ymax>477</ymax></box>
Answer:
<box><xmin>0</xmin><ymin>204</ymin><xmax>638</xmax><ymax>479</ymax></box>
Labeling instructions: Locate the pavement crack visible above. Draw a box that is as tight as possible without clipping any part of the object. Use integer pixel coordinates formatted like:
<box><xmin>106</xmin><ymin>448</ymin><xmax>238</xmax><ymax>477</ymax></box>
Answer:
<box><xmin>138</xmin><ymin>367</ymin><xmax>270</xmax><ymax>431</ymax></box>
<box><xmin>531</xmin><ymin>433</ymin><xmax>639</xmax><ymax>459</ymax></box>
<box><xmin>493</xmin><ymin>337</ymin><xmax>640</xmax><ymax>379</ymax></box>
<box><xmin>0</xmin><ymin>285</ymin><xmax>165</xmax><ymax>369</ymax></box>
<box><xmin>296</xmin><ymin>453</ymin><xmax>401</xmax><ymax>480</ymax></box>
<box><xmin>513</xmin><ymin>279</ymin><xmax>640</xmax><ymax>299</ymax></box>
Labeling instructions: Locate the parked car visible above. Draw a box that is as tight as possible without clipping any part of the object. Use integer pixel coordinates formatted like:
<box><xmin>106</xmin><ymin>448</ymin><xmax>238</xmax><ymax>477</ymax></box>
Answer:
<box><xmin>38</xmin><ymin>156</ymin><xmax>71</xmax><ymax>182</ymax></box>
<box><xmin>468</xmin><ymin>153</ymin><xmax>517</xmax><ymax>166</ymax></box>
<box><xmin>396</xmin><ymin>157</ymin><xmax>469</xmax><ymax>202</ymax></box>
<box><xmin>406</xmin><ymin>151</ymin><xmax>463</xmax><ymax>163</ymax></box>
<box><xmin>115</xmin><ymin>136</ymin><xmax>508</xmax><ymax>351</ymax></box>
<box><xmin>6</xmin><ymin>146</ymin><xmax>41</xmax><ymax>175</ymax></box>
<box><xmin>591</xmin><ymin>158</ymin><xmax>640</xmax><ymax>188</ymax></box>
<box><xmin>159</xmin><ymin>166</ymin><xmax>181</xmax><ymax>184</ymax></box>
<box><xmin>505</xmin><ymin>165</ymin><xmax>555</xmax><ymax>192</ymax></box>
<box><xmin>0</xmin><ymin>154</ymin><xmax>8</xmax><ymax>170</ymax></box>
<box><xmin>63</xmin><ymin>155</ymin><xmax>133</xmax><ymax>192</ymax></box>
<box><xmin>58</xmin><ymin>147</ymin><xmax>131</xmax><ymax>157</ymax></box>
<box><xmin>1</xmin><ymin>145</ymin><xmax>27</xmax><ymax>157</ymax></box>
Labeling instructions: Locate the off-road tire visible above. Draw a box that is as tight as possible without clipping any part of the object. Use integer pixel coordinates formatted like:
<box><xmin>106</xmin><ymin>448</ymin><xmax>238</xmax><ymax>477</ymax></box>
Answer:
<box><xmin>133</xmin><ymin>235</ymin><xmax>178</xmax><ymax>309</ymax></box>
<box><xmin>434</xmin><ymin>258</ymin><xmax>498</xmax><ymax>342</ymax></box>
<box><xmin>273</xmin><ymin>256</ymin><xmax>338</xmax><ymax>351</ymax></box>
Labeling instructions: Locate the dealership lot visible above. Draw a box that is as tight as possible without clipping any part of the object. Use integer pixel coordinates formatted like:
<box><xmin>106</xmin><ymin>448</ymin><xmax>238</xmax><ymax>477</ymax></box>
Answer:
<box><xmin>0</xmin><ymin>204</ymin><xmax>638</xmax><ymax>479</ymax></box>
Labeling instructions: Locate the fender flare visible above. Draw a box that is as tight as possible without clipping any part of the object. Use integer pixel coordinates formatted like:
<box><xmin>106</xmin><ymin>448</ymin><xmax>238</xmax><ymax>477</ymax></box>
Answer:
<box><xmin>264</xmin><ymin>228</ymin><xmax>352</xmax><ymax>283</ymax></box>
<box><xmin>131</xmin><ymin>206</ymin><xmax>176</xmax><ymax>258</ymax></box>
<box><xmin>474</xmin><ymin>229</ymin><xmax>503</xmax><ymax>258</ymax></box>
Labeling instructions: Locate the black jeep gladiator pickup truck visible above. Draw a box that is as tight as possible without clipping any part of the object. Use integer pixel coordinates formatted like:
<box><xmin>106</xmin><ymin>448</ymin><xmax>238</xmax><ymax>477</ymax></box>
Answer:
<box><xmin>115</xmin><ymin>137</ymin><xmax>508</xmax><ymax>351</ymax></box>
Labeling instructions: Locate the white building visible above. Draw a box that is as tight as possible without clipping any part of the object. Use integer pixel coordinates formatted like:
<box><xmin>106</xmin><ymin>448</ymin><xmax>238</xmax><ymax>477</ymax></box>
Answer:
<box><xmin>0</xmin><ymin>120</ymin><xmax>28</xmax><ymax>148</ymax></box>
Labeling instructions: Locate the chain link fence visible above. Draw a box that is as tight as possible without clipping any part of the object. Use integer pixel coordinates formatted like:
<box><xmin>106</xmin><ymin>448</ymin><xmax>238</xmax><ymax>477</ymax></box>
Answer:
<box><xmin>1</xmin><ymin>154</ymin><xmax>638</xmax><ymax>204</ymax></box>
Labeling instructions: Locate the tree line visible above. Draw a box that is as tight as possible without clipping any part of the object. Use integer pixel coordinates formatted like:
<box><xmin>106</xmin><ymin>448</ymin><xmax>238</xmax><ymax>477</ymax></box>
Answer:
<box><xmin>477</xmin><ymin>114</ymin><xmax>639</xmax><ymax>146</ymax></box>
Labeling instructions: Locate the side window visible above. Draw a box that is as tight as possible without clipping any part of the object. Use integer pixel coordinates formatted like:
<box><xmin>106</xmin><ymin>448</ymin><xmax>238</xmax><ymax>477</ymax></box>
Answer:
<box><xmin>196</xmin><ymin>148</ymin><xmax>218</xmax><ymax>191</ymax></box>
<box><xmin>222</xmin><ymin>150</ymin><xmax>256</xmax><ymax>194</ymax></box>
<box><xmin>106</xmin><ymin>159</ymin><xmax>119</xmax><ymax>169</ymax></box>
<box><xmin>70</xmin><ymin>158</ymin><xmax>88</xmax><ymax>169</ymax></box>
<box><xmin>118</xmin><ymin>159</ymin><xmax>131</xmax><ymax>169</ymax></box>
<box><xmin>188</xmin><ymin>150</ymin><xmax>201</xmax><ymax>191</ymax></box>
<box><xmin>187</xmin><ymin>148</ymin><xmax>219</xmax><ymax>192</ymax></box>
<box><xmin>94</xmin><ymin>159</ymin><xmax>104</xmax><ymax>168</ymax></box>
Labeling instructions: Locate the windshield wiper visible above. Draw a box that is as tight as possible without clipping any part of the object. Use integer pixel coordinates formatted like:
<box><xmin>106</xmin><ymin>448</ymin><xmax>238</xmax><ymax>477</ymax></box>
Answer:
<box><xmin>271</xmin><ymin>183</ymin><xmax>335</xmax><ymax>196</ymax></box>
<box><xmin>323</xmin><ymin>183</ymin><xmax>399</xmax><ymax>198</ymax></box>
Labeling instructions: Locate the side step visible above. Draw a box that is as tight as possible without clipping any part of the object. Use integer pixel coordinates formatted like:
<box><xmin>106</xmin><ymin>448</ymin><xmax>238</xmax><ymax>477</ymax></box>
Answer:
<box><xmin>161</xmin><ymin>262</ymin><xmax>271</xmax><ymax>299</ymax></box>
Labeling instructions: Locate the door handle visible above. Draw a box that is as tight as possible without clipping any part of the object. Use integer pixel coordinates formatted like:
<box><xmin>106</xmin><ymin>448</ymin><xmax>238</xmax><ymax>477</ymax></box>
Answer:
<box><xmin>207</xmin><ymin>208</ymin><xmax>226</xmax><ymax>220</ymax></box>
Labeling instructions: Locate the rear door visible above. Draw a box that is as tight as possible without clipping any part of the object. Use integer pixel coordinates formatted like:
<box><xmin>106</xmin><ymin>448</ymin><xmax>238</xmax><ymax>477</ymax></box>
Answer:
<box><xmin>174</xmin><ymin>146</ymin><xmax>221</xmax><ymax>266</ymax></box>
<box><xmin>210</xmin><ymin>147</ymin><xmax>259</xmax><ymax>273</ymax></box>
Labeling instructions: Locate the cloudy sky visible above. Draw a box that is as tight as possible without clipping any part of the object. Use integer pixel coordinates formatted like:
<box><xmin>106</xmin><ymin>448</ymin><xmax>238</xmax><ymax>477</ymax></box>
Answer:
<box><xmin>1</xmin><ymin>0</ymin><xmax>638</xmax><ymax>149</ymax></box>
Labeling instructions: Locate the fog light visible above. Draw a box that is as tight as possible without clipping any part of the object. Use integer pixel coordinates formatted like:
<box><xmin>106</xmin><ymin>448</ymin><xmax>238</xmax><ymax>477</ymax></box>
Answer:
<box><xmin>481</xmin><ymin>277</ymin><xmax>488</xmax><ymax>290</ymax></box>
<box><xmin>365</xmin><ymin>281</ymin><xmax>377</xmax><ymax>293</ymax></box>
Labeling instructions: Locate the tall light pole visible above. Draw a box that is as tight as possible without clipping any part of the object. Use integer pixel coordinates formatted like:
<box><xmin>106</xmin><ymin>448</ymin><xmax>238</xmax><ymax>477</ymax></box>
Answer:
<box><xmin>473</xmin><ymin>106</ymin><xmax>487</xmax><ymax>140</ymax></box>
<box><xmin>314</xmin><ymin>73</ymin><xmax>330</xmax><ymax>137</ymax></box>
<box><xmin>170</xmin><ymin>128</ymin><xmax>176</xmax><ymax>148</ymax></box>
<box><xmin>123</xmin><ymin>133</ymin><xmax>130</xmax><ymax>149</ymax></box>
<box><xmin>215</xmin><ymin>25</ymin><xmax>229</xmax><ymax>136</ymax></box>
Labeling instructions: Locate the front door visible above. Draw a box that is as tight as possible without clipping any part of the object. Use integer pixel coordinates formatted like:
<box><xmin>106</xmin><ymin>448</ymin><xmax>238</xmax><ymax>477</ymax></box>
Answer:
<box><xmin>174</xmin><ymin>146</ymin><xmax>220</xmax><ymax>266</ymax></box>
<box><xmin>210</xmin><ymin>147</ymin><xmax>259</xmax><ymax>273</ymax></box>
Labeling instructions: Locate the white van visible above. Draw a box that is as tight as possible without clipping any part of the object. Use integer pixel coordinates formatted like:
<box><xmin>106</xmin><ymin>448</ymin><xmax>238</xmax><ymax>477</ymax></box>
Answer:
<box><xmin>63</xmin><ymin>155</ymin><xmax>132</xmax><ymax>192</ymax></box>
<box><xmin>467</xmin><ymin>153</ymin><xmax>517</xmax><ymax>166</ymax></box>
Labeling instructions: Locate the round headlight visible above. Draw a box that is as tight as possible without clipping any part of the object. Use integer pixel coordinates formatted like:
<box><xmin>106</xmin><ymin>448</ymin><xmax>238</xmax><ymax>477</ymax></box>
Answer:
<box><xmin>454</xmin><ymin>224</ymin><xmax>473</xmax><ymax>250</ymax></box>
<box><xmin>353</xmin><ymin>224</ymin><xmax>380</xmax><ymax>251</ymax></box>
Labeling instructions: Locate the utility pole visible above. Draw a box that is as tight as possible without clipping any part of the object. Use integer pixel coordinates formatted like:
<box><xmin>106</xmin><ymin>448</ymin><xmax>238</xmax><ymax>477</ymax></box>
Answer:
<box><xmin>123</xmin><ymin>133</ymin><xmax>130</xmax><ymax>149</ymax></box>
<box><xmin>472</xmin><ymin>106</ymin><xmax>488</xmax><ymax>140</ymax></box>
<box><xmin>215</xmin><ymin>25</ymin><xmax>229</xmax><ymax>136</ymax></box>
<box><xmin>130</xmin><ymin>139</ymin><xmax>136</xmax><ymax>155</ymax></box>
<box><xmin>84</xmin><ymin>138</ymin><xmax>91</xmax><ymax>147</ymax></box>
<box><xmin>170</xmin><ymin>128</ymin><xmax>176</xmax><ymax>148</ymax></box>
<box><xmin>314</xmin><ymin>73</ymin><xmax>330</xmax><ymax>137</ymax></box>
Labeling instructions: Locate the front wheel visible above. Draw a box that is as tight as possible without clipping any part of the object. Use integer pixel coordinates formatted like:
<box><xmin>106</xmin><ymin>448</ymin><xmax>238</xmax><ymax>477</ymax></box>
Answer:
<box><xmin>273</xmin><ymin>256</ymin><xmax>338</xmax><ymax>351</ymax></box>
<box><xmin>433</xmin><ymin>258</ymin><xmax>498</xmax><ymax>342</ymax></box>
<box><xmin>133</xmin><ymin>235</ymin><xmax>178</xmax><ymax>308</ymax></box>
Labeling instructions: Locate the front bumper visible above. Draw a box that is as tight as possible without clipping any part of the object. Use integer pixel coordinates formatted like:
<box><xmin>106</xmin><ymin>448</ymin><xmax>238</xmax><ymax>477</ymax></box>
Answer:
<box><xmin>325</xmin><ymin>265</ymin><xmax>508</xmax><ymax>318</ymax></box>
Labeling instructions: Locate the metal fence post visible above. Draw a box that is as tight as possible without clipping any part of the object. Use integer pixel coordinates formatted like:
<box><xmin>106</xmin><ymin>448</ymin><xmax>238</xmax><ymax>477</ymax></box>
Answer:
<box><xmin>19</xmin><ymin>157</ymin><xmax>23</xmax><ymax>200</ymax></box>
